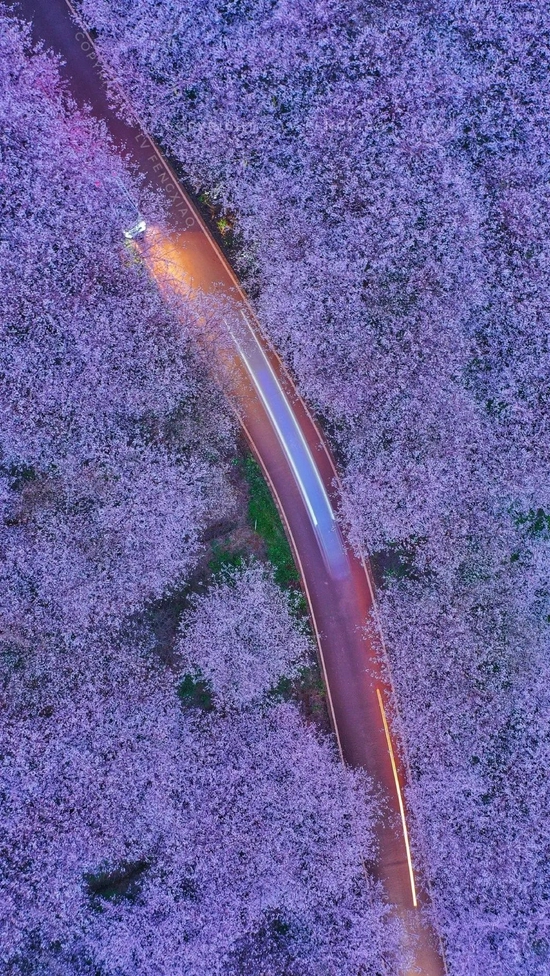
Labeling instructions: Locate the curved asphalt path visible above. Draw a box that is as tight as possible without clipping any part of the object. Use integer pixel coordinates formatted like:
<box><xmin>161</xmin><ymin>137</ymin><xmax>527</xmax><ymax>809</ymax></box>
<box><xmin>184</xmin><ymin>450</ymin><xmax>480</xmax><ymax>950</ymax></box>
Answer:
<box><xmin>10</xmin><ymin>2</ymin><xmax>448</xmax><ymax>972</ymax></box>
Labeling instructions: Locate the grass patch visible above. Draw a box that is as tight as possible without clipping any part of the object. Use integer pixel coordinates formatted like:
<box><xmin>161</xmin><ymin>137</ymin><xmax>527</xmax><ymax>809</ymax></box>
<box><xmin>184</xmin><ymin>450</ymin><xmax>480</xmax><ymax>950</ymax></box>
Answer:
<box><xmin>177</xmin><ymin>672</ymin><xmax>214</xmax><ymax>712</ymax></box>
<box><xmin>242</xmin><ymin>454</ymin><xmax>299</xmax><ymax>589</ymax></box>
<box><xmin>208</xmin><ymin>541</ymin><xmax>245</xmax><ymax>577</ymax></box>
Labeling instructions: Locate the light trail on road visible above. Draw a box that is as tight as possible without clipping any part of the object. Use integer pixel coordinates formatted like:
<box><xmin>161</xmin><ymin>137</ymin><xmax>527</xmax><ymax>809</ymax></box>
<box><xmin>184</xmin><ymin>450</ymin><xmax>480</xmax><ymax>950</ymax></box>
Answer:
<box><xmin>377</xmin><ymin>687</ymin><xmax>418</xmax><ymax>908</ymax></box>
<box><xmin>225</xmin><ymin>310</ymin><xmax>350</xmax><ymax>580</ymax></box>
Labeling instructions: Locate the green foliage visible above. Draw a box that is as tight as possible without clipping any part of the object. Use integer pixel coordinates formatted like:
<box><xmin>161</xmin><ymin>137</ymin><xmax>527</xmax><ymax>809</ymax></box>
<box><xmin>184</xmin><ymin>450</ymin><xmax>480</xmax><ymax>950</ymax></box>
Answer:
<box><xmin>6</xmin><ymin>462</ymin><xmax>37</xmax><ymax>492</ymax></box>
<box><xmin>289</xmin><ymin>588</ymin><xmax>310</xmax><ymax>623</ymax></box>
<box><xmin>242</xmin><ymin>454</ymin><xmax>299</xmax><ymax>589</ymax></box>
<box><xmin>515</xmin><ymin>507</ymin><xmax>550</xmax><ymax>540</ymax></box>
<box><xmin>216</xmin><ymin>216</ymin><xmax>231</xmax><ymax>235</ymax></box>
<box><xmin>208</xmin><ymin>541</ymin><xmax>244</xmax><ymax>577</ymax></box>
<box><xmin>372</xmin><ymin>536</ymin><xmax>427</xmax><ymax>586</ymax></box>
<box><xmin>268</xmin><ymin>663</ymin><xmax>321</xmax><ymax>702</ymax></box>
<box><xmin>266</xmin><ymin>664</ymin><xmax>330</xmax><ymax>732</ymax></box>
<box><xmin>84</xmin><ymin>860</ymin><xmax>149</xmax><ymax>905</ymax></box>
<box><xmin>177</xmin><ymin>672</ymin><xmax>214</xmax><ymax>712</ymax></box>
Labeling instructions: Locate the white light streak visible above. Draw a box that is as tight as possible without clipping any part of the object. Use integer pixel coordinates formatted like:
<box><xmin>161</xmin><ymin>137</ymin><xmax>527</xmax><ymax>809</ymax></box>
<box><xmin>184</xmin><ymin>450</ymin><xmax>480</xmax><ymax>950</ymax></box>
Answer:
<box><xmin>224</xmin><ymin>316</ymin><xmax>320</xmax><ymax>526</ymax></box>
<box><xmin>239</xmin><ymin>311</ymin><xmax>336</xmax><ymax>523</ymax></box>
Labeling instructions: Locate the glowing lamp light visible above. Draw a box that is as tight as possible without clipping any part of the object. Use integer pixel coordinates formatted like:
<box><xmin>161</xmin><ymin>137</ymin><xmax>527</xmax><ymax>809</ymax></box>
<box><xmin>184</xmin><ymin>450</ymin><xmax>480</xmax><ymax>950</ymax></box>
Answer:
<box><xmin>123</xmin><ymin>218</ymin><xmax>147</xmax><ymax>240</ymax></box>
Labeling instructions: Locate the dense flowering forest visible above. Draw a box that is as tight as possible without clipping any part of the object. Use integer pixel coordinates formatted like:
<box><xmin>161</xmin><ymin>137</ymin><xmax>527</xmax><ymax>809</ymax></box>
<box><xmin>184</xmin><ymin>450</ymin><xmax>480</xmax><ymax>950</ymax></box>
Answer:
<box><xmin>1</xmin><ymin>9</ymin><xmax>399</xmax><ymax>976</ymax></box>
<box><xmin>2</xmin><ymin>0</ymin><xmax>549</xmax><ymax>974</ymax></box>
<box><xmin>78</xmin><ymin>1</ymin><xmax>549</xmax><ymax>973</ymax></box>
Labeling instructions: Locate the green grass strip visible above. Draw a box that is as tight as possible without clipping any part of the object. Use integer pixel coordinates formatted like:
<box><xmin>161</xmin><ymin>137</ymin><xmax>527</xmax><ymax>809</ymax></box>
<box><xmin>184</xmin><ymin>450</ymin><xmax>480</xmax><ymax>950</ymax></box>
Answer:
<box><xmin>243</xmin><ymin>454</ymin><xmax>300</xmax><ymax>589</ymax></box>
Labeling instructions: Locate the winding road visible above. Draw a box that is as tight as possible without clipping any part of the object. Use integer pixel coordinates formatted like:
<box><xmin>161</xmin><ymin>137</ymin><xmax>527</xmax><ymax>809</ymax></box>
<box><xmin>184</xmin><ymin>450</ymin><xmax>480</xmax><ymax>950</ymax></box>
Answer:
<box><xmin>11</xmin><ymin>2</ymin><xmax>448</xmax><ymax>972</ymax></box>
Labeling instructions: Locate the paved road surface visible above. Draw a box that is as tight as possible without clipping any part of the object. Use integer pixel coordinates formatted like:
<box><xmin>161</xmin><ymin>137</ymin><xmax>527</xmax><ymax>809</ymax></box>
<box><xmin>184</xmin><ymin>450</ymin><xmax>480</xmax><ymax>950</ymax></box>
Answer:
<box><xmin>10</xmin><ymin>2</ymin><xmax>448</xmax><ymax>972</ymax></box>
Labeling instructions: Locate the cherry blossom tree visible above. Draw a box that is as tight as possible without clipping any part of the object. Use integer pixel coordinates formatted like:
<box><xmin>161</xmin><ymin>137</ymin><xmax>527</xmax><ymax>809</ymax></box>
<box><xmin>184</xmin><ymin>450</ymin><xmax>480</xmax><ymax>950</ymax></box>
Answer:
<box><xmin>176</xmin><ymin>560</ymin><xmax>310</xmax><ymax>709</ymax></box>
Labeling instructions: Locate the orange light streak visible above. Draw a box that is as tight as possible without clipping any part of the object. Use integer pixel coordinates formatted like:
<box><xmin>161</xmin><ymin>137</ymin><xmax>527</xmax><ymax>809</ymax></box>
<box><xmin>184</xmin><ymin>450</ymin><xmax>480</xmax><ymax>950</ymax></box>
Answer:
<box><xmin>376</xmin><ymin>687</ymin><xmax>418</xmax><ymax>908</ymax></box>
